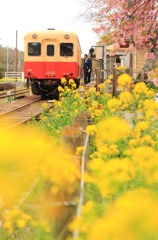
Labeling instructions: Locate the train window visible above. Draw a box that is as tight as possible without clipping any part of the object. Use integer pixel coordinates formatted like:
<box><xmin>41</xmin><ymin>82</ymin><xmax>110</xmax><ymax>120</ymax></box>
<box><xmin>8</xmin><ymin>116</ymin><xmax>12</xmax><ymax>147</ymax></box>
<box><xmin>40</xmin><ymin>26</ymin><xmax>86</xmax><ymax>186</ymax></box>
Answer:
<box><xmin>28</xmin><ymin>43</ymin><xmax>41</xmax><ymax>56</ymax></box>
<box><xmin>60</xmin><ymin>43</ymin><xmax>73</xmax><ymax>56</ymax></box>
<box><xmin>47</xmin><ymin>45</ymin><xmax>54</xmax><ymax>56</ymax></box>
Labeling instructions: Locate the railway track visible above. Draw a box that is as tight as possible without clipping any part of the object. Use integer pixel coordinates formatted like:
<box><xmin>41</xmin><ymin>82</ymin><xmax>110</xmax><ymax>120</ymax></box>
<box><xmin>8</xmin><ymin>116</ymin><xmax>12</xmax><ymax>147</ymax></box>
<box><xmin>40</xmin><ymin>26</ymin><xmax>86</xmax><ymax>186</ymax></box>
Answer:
<box><xmin>0</xmin><ymin>88</ymin><xmax>30</xmax><ymax>99</ymax></box>
<box><xmin>0</xmin><ymin>81</ymin><xmax>111</xmax><ymax>130</ymax></box>
<box><xmin>0</xmin><ymin>96</ymin><xmax>53</xmax><ymax>129</ymax></box>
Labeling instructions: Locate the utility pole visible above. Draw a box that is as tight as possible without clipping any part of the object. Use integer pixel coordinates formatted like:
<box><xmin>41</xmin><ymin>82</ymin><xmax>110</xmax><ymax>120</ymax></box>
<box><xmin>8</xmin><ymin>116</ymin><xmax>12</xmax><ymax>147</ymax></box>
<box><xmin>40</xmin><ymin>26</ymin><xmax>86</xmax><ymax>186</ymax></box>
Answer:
<box><xmin>112</xmin><ymin>67</ymin><xmax>117</xmax><ymax>97</ymax></box>
<box><xmin>15</xmin><ymin>30</ymin><xmax>18</xmax><ymax>81</ymax></box>
<box><xmin>6</xmin><ymin>45</ymin><xmax>9</xmax><ymax>81</ymax></box>
<box><xmin>129</xmin><ymin>35</ymin><xmax>134</xmax><ymax>76</ymax></box>
<box><xmin>103</xmin><ymin>45</ymin><xmax>107</xmax><ymax>81</ymax></box>
<box><xmin>126</xmin><ymin>0</ymin><xmax>133</xmax><ymax>77</ymax></box>
<box><xmin>89</xmin><ymin>45</ymin><xmax>107</xmax><ymax>82</ymax></box>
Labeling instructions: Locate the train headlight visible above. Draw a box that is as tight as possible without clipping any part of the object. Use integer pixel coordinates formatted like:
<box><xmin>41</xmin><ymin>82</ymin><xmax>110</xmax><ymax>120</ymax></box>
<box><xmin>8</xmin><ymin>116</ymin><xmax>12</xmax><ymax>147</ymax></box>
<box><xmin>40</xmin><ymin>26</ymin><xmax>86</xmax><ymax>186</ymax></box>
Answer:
<box><xmin>32</xmin><ymin>34</ymin><xmax>37</xmax><ymax>39</ymax></box>
<box><xmin>27</xmin><ymin>69</ymin><xmax>32</xmax><ymax>76</ymax></box>
<box><xmin>64</xmin><ymin>34</ymin><xmax>69</xmax><ymax>39</ymax></box>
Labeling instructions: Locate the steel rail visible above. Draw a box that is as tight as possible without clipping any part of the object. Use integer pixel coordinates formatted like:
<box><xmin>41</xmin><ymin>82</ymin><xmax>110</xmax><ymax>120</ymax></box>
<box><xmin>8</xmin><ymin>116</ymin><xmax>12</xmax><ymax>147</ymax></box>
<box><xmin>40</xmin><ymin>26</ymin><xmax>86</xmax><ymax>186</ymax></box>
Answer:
<box><xmin>0</xmin><ymin>89</ymin><xmax>30</xmax><ymax>99</ymax></box>
<box><xmin>0</xmin><ymin>97</ymin><xmax>41</xmax><ymax>116</ymax></box>
<box><xmin>0</xmin><ymin>99</ymin><xmax>51</xmax><ymax>129</ymax></box>
<box><xmin>73</xmin><ymin>133</ymin><xmax>89</xmax><ymax>239</ymax></box>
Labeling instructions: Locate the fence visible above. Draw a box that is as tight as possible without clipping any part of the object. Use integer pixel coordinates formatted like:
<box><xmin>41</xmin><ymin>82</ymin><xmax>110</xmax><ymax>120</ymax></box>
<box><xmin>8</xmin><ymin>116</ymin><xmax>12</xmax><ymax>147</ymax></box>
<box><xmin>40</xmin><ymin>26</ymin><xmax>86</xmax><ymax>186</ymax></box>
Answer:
<box><xmin>5</xmin><ymin>72</ymin><xmax>24</xmax><ymax>82</ymax></box>
<box><xmin>50</xmin><ymin>111</ymin><xmax>91</xmax><ymax>239</ymax></box>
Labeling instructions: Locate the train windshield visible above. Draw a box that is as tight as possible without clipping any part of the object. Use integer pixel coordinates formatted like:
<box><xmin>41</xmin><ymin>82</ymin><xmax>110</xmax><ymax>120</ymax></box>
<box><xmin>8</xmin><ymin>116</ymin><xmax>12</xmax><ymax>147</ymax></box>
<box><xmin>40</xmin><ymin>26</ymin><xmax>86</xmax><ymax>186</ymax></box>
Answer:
<box><xmin>47</xmin><ymin>45</ymin><xmax>54</xmax><ymax>56</ymax></box>
<box><xmin>60</xmin><ymin>43</ymin><xmax>73</xmax><ymax>56</ymax></box>
<box><xmin>28</xmin><ymin>43</ymin><xmax>41</xmax><ymax>56</ymax></box>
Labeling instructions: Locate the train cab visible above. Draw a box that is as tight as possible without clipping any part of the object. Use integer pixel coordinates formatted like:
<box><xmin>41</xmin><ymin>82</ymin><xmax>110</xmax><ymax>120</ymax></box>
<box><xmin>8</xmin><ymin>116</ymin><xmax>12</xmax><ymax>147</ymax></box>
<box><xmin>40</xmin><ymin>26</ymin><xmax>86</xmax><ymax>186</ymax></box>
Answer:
<box><xmin>24</xmin><ymin>29</ymin><xmax>82</xmax><ymax>98</ymax></box>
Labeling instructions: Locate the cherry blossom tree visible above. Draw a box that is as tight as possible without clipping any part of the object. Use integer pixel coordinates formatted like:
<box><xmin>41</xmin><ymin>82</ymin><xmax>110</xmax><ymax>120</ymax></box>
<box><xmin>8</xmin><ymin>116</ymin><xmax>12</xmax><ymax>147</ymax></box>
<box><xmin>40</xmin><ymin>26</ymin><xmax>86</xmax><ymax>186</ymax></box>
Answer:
<box><xmin>81</xmin><ymin>0</ymin><xmax>158</xmax><ymax>77</ymax></box>
<box><xmin>83</xmin><ymin>0</ymin><xmax>157</xmax><ymax>48</ymax></box>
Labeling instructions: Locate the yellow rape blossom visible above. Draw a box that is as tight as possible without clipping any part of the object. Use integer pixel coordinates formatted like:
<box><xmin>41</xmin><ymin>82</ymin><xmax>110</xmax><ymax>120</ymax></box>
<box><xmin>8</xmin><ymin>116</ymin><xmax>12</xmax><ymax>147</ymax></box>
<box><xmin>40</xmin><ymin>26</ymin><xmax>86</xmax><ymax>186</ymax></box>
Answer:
<box><xmin>131</xmin><ymin>146</ymin><xmax>158</xmax><ymax>184</ymax></box>
<box><xmin>105</xmin><ymin>79</ymin><xmax>112</xmax><ymax>84</ymax></box>
<box><xmin>76</xmin><ymin>146</ymin><xmax>85</xmax><ymax>155</ymax></box>
<box><xmin>87</xmin><ymin>87</ymin><xmax>96</xmax><ymax>94</ymax></box>
<box><xmin>61</xmin><ymin>77</ymin><xmax>67</xmax><ymax>85</ymax></box>
<box><xmin>98</xmin><ymin>83</ymin><xmax>105</xmax><ymax>90</ymax></box>
<box><xmin>42</xmin><ymin>103</ymin><xmax>48</xmax><ymax>109</ymax></box>
<box><xmin>145</xmin><ymin>109</ymin><xmax>158</xmax><ymax>119</ymax></box>
<box><xmin>93</xmin><ymin>109</ymin><xmax>102</xmax><ymax>118</ymax></box>
<box><xmin>65</xmin><ymin>87</ymin><xmax>71</xmax><ymax>93</ymax></box>
<box><xmin>41</xmin><ymin>116</ymin><xmax>48</xmax><ymax>121</ymax></box>
<box><xmin>93</xmin><ymin>91</ymin><xmax>100</xmax><ymax>97</ymax></box>
<box><xmin>88</xmin><ymin>157</ymin><xmax>135</xmax><ymax>197</ymax></box>
<box><xmin>134</xmin><ymin>121</ymin><xmax>149</xmax><ymax>132</ymax></box>
<box><xmin>3</xmin><ymin>209</ymin><xmax>32</xmax><ymax>233</ymax></box>
<box><xmin>141</xmin><ymin>135</ymin><xmax>156</xmax><ymax>147</ymax></box>
<box><xmin>116</xmin><ymin>65</ymin><xmax>127</xmax><ymax>71</ymax></box>
<box><xmin>142</xmin><ymin>99</ymin><xmax>155</xmax><ymax>111</ymax></box>
<box><xmin>91</xmin><ymin>101</ymin><xmax>99</xmax><ymax>109</ymax></box>
<box><xmin>133</xmin><ymin>82</ymin><xmax>148</xmax><ymax>95</ymax></box>
<box><xmin>103</xmin><ymin>92</ymin><xmax>112</xmax><ymax>99</ymax></box>
<box><xmin>117</xmin><ymin>73</ymin><xmax>132</xmax><ymax>90</ymax></box>
<box><xmin>41</xmin><ymin>150</ymin><xmax>80</xmax><ymax>195</ymax></box>
<box><xmin>145</xmin><ymin>88</ymin><xmax>156</xmax><ymax>98</ymax></box>
<box><xmin>0</xmin><ymin>127</ymin><xmax>51</xmax><ymax>208</ymax></box>
<box><xmin>49</xmin><ymin>108</ymin><xmax>53</xmax><ymax>113</ymax></box>
<box><xmin>69</xmin><ymin>79</ymin><xmax>75</xmax><ymax>86</ymax></box>
<box><xmin>82</xmin><ymin>201</ymin><xmax>94</xmax><ymax>214</ymax></box>
<box><xmin>58</xmin><ymin>85</ymin><xmax>64</xmax><ymax>92</ymax></box>
<box><xmin>108</xmin><ymin>144</ymin><xmax>119</xmax><ymax>155</ymax></box>
<box><xmin>88</xmin><ymin>189</ymin><xmax>158</xmax><ymax>240</ymax></box>
<box><xmin>107</xmin><ymin>74</ymin><xmax>113</xmax><ymax>80</ymax></box>
<box><xmin>17</xmin><ymin>219</ymin><xmax>26</xmax><ymax>228</ymax></box>
<box><xmin>95</xmin><ymin>116</ymin><xmax>131</xmax><ymax>146</ymax></box>
<box><xmin>154</xmin><ymin>101</ymin><xmax>158</xmax><ymax>110</ymax></box>
<box><xmin>118</xmin><ymin>91</ymin><xmax>133</xmax><ymax>110</ymax></box>
<box><xmin>72</xmin><ymin>83</ymin><xmax>77</xmax><ymax>89</ymax></box>
<box><xmin>107</xmin><ymin>98</ymin><xmax>120</xmax><ymax>112</ymax></box>
<box><xmin>74</xmin><ymin>109</ymin><xmax>79</xmax><ymax>114</ymax></box>
<box><xmin>85</xmin><ymin>125</ymin><xmax>97</xmax><ymax>135</ymax></box>
<box><xmin>74</xmin><ymin>92</ymin><xmax>80</xmax><ymax>99</ymax></box>
<box><xmin>68</xmin><ymin>216</ymin><xmax>82</xmax><ymax>233</ymax></box>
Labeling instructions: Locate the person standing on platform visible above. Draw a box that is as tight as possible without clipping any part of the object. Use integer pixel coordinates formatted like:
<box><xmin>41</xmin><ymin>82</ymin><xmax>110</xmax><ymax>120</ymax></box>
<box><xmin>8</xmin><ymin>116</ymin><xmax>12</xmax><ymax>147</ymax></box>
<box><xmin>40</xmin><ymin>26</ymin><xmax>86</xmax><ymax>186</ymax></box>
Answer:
<box><xmin>83</xmin><ymin>54</ymin><xmax>92</xmax><ymax>85</ymax></box>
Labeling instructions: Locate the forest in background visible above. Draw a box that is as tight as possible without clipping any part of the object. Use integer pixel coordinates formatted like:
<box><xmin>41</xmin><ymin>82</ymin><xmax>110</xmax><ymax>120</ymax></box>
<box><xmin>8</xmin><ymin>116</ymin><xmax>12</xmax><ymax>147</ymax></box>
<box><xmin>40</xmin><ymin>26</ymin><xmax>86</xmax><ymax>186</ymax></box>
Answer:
<box><xmin>0</xmin><ymin>45</ymin><xmax>24</xmax><ymax>78</ymax></box>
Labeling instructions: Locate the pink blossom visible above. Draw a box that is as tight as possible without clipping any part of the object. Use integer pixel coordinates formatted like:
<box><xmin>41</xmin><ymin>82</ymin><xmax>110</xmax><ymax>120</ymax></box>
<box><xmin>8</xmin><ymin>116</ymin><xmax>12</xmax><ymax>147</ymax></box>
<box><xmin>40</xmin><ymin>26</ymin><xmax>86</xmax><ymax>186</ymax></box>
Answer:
<box><xmin>91</xmin><ymin>0</ymin><xmax>157</xmax><ymax>51</ymax></box>
<box><xmin>145</xmin><ymin>53</ymin><xmax>156</xmax><ymax>60</ymax></box>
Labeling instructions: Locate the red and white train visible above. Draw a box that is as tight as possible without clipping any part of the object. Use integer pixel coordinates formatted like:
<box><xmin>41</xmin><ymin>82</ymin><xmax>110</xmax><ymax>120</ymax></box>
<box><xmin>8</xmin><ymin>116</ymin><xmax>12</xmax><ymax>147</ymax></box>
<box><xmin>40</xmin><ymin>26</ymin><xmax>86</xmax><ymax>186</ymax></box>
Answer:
<box><xmin>24</xmin><ymin>29</ymin><xmax>82</xmax><ymax>98</ymax></box>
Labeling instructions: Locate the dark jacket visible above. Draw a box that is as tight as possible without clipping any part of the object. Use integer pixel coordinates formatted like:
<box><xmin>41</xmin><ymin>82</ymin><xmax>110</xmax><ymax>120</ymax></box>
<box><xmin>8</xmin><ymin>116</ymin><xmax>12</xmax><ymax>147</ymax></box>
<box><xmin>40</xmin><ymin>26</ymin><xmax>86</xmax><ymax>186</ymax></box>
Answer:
<box><xmin>83</xmin><ymin>58</ymin><xmax>92</xmax><ymax>73</ymax></box>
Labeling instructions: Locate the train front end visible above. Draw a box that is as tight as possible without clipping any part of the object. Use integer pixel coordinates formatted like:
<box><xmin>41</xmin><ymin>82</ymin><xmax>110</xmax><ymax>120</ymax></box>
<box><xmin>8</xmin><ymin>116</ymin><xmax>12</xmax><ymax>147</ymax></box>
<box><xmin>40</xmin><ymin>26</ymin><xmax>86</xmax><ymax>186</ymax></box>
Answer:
<box><xmin>24</xmin><ymin>29</ymin><xmax>82</xmax><ymax>99</ymax></box>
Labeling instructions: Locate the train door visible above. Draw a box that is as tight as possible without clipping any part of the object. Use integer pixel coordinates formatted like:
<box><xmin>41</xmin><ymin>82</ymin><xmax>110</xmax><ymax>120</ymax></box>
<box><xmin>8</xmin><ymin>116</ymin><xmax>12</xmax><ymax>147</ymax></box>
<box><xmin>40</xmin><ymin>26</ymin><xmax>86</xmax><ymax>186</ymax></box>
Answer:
<box><xmin>42</xmin><ymin>39</ymin><xmax>60</xmax><ymax>78</ymax></box>
<box><xmin>59</xmin><ymin>42</ymin><xmax>75</xmax><ymax>79</ymax></box>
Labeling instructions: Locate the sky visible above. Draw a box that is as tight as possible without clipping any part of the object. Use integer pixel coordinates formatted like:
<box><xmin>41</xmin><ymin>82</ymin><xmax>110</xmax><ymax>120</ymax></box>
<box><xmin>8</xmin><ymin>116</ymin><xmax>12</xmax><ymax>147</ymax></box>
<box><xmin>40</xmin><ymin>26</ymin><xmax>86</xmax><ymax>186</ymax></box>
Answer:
<box><xmin>0</xmin><ymin>0</ymin><xmax>99</xmax><ymax>56</ymax></box>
